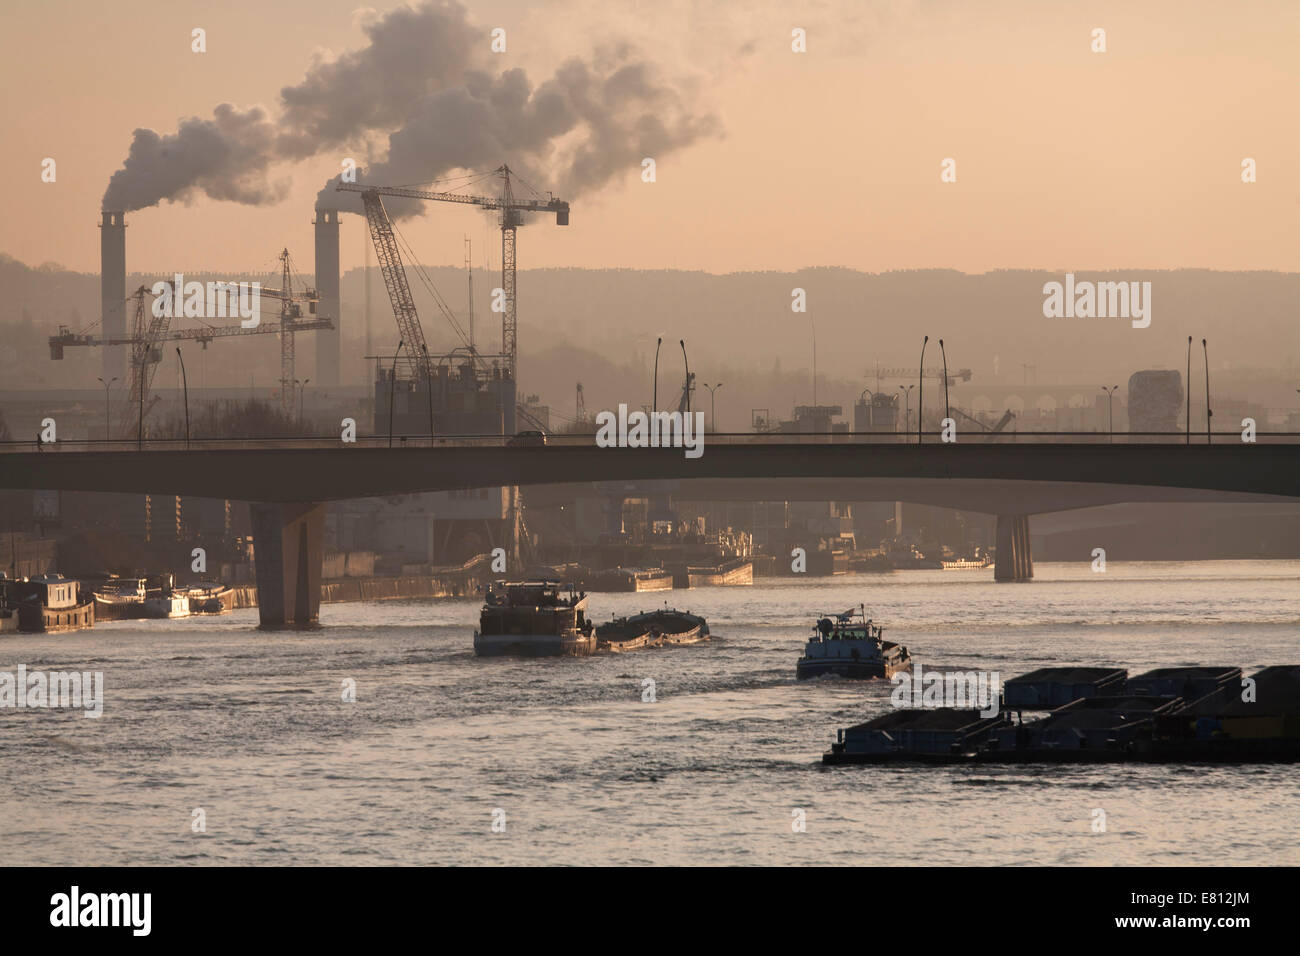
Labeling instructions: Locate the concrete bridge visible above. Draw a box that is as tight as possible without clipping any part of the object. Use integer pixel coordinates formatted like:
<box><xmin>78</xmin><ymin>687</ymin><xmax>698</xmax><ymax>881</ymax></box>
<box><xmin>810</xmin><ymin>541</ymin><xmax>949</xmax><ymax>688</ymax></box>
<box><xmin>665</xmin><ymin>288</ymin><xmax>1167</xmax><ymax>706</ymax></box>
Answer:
<box><xmin>2</xmin><ymin>436</ymin><xmax>1296</xmax><ymax>625</ymax></box>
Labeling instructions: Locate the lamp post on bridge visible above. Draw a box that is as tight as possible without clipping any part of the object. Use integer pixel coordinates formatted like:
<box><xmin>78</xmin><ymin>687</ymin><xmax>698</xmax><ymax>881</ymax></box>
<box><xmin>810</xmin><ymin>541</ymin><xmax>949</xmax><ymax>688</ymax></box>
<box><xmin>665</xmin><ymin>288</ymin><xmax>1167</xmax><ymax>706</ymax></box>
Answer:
<box><xmin>680</xmin><ymin>340</ymin><xmax>692</xmax><ymax>413</ymax></box>
<box><xmin>1101</xmin><ymin>385</ymin><xmax>1119</xmax><ymax>442</ymax></box>
<box><xmin>938</xmin><ymin>338</ymin><xmax>951</xmax><ymax>428</ymax></box>
<box><xmin>97</xmin><ymin>376</ymin><xmax>117</xmax><ymax>443</ymax></box>
<box><xmin>860</xmin><ymin>387</ymin><xmax>874</xmax><ymax>432</ymax></box>
<box><xmin>389</xmin><ymin>340</ymin><xmax>404</xmax><ymax>449</ymax></box>
<box><xmin>702</xmin><ymin>382</ymin><xmax>723</xmax><ymax>432</ymax></box>
<box><xmin>898</xmin><ymin>385</ymin><xmax>913</xmax><ymax>436</ymax></box>
<box><xmin>652</xmin><ymin>336</ymin><xmax>662</xmax><ymax>413</ymax></box>
<box><xmin>175</xmin><ymin>348</ymin><xmax>190</xmax><ymax>450</ymax></box>
<box><xmin>1203</xmin><ymin>338</ymin><xmax>1212</xmax><ymax>445</ymax></box>
<box><xmin>918</xmin><ymin>336</ymin><xmax>928</xmax><ymax>443</ymax></box>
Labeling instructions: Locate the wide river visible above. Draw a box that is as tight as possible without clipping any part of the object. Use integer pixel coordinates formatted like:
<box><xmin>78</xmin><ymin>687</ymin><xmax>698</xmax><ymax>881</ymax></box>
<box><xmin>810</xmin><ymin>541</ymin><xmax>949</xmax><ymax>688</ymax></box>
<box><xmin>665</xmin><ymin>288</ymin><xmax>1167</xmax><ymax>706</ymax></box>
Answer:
<box><xmin>3</xmin><ymin>561</ymin><xmax>1298</xmax><ymax>866</ymax></box>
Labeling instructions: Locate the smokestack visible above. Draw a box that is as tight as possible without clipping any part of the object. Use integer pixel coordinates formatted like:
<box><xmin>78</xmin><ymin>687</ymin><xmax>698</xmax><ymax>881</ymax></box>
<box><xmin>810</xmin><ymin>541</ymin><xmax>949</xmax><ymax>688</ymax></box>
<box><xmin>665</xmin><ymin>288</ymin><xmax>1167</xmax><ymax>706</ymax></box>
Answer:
<box><xmin>100</xmin><ymin>211</ymin><xmax>127</xmax><ymax>384</ymax></box>
<box><xmin>314</xmin><ymin>209</ymin><xmax>340</xmax><ymax>387</ymax></box>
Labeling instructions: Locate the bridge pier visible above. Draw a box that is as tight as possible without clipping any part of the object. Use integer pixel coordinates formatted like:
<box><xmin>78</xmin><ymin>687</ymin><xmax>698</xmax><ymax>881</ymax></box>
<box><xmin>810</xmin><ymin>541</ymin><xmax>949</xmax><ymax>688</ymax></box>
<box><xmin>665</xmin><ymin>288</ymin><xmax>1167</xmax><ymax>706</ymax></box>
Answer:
<box><xmin>249</xmin><ymin>502</ymin><xmax>324</xmax><ymax>627</ymax></box>
<box><xmin>994</xmin><ymin>514</ymin><xmax>1033</xmax><ymax>582</ymax></box>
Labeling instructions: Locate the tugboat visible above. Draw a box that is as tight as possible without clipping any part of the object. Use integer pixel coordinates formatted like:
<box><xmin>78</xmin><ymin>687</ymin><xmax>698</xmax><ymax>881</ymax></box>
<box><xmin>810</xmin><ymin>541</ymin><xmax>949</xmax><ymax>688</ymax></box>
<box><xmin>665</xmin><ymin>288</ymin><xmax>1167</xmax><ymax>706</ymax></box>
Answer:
<box><xmin>12</xmin><ymin>573</ymin><xmax>95</xmax><ymax>633</ymax></box>
<box><xmin>473</xmin><ymin>580</ymin><xmax>596</xmax><ymax>657</ymax></box>
<box><xmin>596</xmin><ymin>607</ymin><xmax>710</xmax><ymax>652</ymax></box>
<box><xmin>796</xmin><ymin>605</ymin><xmax>912</xmax><ymax>680</ymax></box>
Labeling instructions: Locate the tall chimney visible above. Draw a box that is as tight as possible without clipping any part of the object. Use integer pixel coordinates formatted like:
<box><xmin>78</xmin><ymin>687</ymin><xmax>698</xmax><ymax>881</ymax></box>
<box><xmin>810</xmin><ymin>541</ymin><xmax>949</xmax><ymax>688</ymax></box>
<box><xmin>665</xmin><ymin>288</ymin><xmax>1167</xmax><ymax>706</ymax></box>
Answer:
<box><xmin>314</xmin><ymin>209</ymin><xmax>340</xmax><ymax>387</ymax></box>
<box><xmin>100</xmin><ymin>211</ymin><xmax>127</xmax><ymax>383</ymax></box>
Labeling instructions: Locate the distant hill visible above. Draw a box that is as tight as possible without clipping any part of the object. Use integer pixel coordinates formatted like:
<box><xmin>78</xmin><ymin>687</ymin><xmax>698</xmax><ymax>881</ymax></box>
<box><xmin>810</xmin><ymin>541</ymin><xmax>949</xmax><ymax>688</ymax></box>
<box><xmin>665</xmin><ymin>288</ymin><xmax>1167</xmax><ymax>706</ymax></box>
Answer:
<box><xmin>2</xmin><ymin>252</ymin><xmax>1296</xmax><ymax>421</ymax></box>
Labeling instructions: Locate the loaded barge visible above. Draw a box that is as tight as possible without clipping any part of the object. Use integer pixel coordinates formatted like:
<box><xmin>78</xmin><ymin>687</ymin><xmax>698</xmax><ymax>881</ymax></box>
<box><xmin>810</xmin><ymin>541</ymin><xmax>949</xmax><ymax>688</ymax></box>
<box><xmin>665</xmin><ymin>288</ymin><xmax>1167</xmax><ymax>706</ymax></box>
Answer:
<box><xmin>596</xmin><ymin>608</ymin><xmax>710</xmax><ymax>652</ymax></box>
<box><xmin>824</xmin><ymin>664</ymin><xmax>1300</xmax><ymax>764</ymax></box>
<box><xmin>473</xmin><ymin>581</ymin><xmax>596</xmax><ymax>657</ymax></box>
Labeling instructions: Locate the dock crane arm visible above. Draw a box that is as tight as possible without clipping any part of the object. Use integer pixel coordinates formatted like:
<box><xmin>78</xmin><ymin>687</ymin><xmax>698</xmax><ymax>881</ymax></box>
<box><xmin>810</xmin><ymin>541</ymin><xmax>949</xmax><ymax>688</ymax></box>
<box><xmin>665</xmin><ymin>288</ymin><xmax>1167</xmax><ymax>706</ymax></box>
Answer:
<box><xmin>355</xmin><ymin>189</ymin><xmax>431</xmax><ymax>377</ymax></box>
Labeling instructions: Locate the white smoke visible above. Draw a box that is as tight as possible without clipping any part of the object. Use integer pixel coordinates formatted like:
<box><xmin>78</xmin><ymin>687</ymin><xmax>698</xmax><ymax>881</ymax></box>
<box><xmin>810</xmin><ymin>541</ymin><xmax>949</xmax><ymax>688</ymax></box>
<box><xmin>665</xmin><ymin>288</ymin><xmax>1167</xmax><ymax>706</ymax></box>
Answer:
<box><xmin>101</xmin><ymin>1</ymin><xmax>718</xmax><ymax>214</ymax></box>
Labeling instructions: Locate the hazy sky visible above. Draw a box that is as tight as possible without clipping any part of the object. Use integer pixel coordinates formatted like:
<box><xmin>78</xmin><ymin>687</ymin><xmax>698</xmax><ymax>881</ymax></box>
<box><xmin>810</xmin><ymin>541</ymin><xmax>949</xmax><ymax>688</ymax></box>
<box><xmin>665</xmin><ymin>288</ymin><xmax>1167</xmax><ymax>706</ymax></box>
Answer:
<box><xmin>2</xmin><ymin>0</ymin><xmax>1297</xmax><ymax>278</ymax></box>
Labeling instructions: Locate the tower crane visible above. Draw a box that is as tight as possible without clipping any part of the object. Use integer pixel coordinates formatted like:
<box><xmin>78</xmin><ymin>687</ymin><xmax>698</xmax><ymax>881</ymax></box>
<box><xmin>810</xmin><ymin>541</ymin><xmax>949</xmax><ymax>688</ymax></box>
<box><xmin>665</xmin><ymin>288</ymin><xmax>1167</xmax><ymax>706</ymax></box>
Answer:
<box><xmin>49</xmin><ymin>255</ymin><xmax>331</xmax><ymax>433</ymax></box>
<box><xmin>869</xmin><ymin>365</ymin><xmax>973</xmax><ymax>388</ymax></box>
<box><xmin>338</xmin><ymin>164</ymin><xmax>570</xmax><ymax>382</ymax></box>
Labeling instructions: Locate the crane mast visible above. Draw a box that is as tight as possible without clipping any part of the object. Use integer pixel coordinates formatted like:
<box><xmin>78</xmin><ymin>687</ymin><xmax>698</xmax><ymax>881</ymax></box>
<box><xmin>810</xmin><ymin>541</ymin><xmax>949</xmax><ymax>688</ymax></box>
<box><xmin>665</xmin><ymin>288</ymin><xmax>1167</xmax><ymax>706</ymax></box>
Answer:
<box><xmin>357</xmin><ymin>190</ymin><xmax>432</xmax><ymax>378</ymax></box>
<box><xmin>338</xmin><ymin>164</ymin><xmax>569</xmax><ymax>383</ymax></box>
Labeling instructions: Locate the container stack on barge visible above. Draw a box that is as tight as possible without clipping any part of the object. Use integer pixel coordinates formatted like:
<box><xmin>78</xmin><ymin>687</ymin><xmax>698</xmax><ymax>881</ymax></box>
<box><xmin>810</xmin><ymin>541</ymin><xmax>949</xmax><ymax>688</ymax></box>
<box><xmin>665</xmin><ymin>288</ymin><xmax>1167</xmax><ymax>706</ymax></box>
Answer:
<box><xmin>824</xmin><ymin>663</ymin><xmax>1300</xmax><ymax>764</ymax></box>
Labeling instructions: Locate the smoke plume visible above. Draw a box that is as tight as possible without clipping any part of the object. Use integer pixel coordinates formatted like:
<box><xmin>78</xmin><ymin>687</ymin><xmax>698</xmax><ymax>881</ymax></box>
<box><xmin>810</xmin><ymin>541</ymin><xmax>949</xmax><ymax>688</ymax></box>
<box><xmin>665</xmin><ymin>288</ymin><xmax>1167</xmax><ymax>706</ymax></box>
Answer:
<box><xmin>101</xmin><ymin>0</ymin><xmax>718</xmax><ymax>215</ymax></box>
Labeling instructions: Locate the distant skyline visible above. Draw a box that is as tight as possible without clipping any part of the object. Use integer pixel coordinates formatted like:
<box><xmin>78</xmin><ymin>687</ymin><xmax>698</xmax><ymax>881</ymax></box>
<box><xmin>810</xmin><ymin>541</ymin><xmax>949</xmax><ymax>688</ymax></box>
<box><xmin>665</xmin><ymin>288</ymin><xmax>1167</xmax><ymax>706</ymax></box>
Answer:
<box><xmin>2</xmin><ymin>0</ymin><xmax>1298</xmax><ymax>279</ymax></box>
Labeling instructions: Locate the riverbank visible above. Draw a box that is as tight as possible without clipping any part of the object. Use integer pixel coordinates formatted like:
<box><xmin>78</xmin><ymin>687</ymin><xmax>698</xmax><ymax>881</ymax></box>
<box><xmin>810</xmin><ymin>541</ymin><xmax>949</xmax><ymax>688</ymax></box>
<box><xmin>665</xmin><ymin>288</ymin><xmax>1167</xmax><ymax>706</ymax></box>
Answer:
<box><xmin>223</xmin><ymin>555</ymin><xmax>495</xmax><ymax>610</ymax></box>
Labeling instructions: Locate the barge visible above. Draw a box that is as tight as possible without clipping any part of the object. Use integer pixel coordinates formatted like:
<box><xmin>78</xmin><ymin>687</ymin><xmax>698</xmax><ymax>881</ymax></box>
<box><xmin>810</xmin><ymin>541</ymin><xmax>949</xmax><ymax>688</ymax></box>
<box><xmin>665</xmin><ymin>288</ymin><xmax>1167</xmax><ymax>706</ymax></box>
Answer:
<box><xmin>473</xmin><ymin>580</ymin><xmax>596</xmax><ymax>657</ymax></box>
<box><xmin>796</xmin><ymin>606</ymin><xmax>912</xmax><ymax>680</ymax></box>
<box><xmin>824</xmin><ymin>663</ymin><xmax>1300</xmax><ymax>765</ymax></box>
<box><xmin>93</xmin><ymin>576</ymin><xmax>148</xmax><ymax>621</ymax></box>
<box><xmin>596</xmin><ymin>608</ymin><xmax>710</xmax><ymax>652</ymax></box>
<box><xmin>671</xmin><ymin>558</ymin><xmax>754</xmax><ymax>589</ymax></box>
<box><xmin>587</xmin><ymin>567</ymin><xmax>674</xmax><ymax>593</ymax></box>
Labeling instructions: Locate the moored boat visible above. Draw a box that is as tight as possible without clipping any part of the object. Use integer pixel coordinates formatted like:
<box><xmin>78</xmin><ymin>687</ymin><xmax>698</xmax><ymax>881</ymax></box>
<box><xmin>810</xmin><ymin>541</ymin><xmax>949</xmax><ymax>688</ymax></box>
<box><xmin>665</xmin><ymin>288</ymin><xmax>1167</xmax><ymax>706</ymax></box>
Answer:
<box><xmin>11</xmin><ymin>573</ymin><xmax>95</xmax><ymax>633</ymax></box>
<box><xmin>93</xmin><ymin>576</ymin><xmax>148</xmax><ymax>621</ymax></box>
<box><xmin>144</xmin><ymin>574</ymin><xmax>192</xmax><ymax>621</ymax></box>
<box><xmin>183</xmin><ymin>581</ymin><xmax>232</xmax><ymax>614</ymax></box>
<box><xmin>473</xmin><ymin>580</ymin><xmax>596</xmax><ymax>657</ymax></box>
<box><xmin>796</xmin><ymin>605</ymin><xmax>911</xmax><ymax>680</ymax></box>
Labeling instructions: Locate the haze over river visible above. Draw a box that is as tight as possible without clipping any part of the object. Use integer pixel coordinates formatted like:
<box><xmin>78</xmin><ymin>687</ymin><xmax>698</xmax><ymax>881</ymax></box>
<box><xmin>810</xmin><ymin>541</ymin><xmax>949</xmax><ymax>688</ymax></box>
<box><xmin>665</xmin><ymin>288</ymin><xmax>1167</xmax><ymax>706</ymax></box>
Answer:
<box><xmin>4</xmin><ymin>561</ymin><xmax>1298</xmax><ymax>866</ymax></box>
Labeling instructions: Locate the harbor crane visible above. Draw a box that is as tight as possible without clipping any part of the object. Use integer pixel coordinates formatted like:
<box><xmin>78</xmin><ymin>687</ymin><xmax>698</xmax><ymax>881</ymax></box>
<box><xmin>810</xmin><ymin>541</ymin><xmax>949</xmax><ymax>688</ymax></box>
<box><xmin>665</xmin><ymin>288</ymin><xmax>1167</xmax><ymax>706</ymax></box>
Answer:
<box><xmin>49</xmin><ymin>252</ymin><xmax>330</xmax><ymax>432</ymax></box>
<box><xmin>338</xmin><ymin>164</ymin><xmax>569</xmax><ymax>382</ymax></box>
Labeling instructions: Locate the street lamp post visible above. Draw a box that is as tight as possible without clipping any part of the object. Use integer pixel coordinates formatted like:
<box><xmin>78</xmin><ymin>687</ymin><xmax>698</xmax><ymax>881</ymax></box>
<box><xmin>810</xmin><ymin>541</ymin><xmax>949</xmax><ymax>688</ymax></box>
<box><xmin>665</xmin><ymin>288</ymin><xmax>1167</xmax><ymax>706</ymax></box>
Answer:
<box><xmin>1101</xmin><ymin>385</ymin><xmax>1119</xmax><ymax>442</ymax></box>
<box><xmin>175</xmin><ymin>348</ymin><xmax>190</xmax><ymax>450</ymax></box>
<box><xmin>422</xmin><ymin>344</ymin><xmax>433</xmax><ymax>442</ymax></box>
<box><xmin>653</xmin><ymin>336</ymin><xmax>663</xmax><ymax>413</ymax></box>
<box><xmin>809</xmin><ymin>315</ymin><xmax>818</xmax><ymax>408</ymax></box>
<box><xmin>300</xmin><ymin>378</ymin><xmax>310</xmax><ymax>427</ymax></box>
<box><xmin>96</xmin><ymin>376</ymin><xmax>117</xmax><ymax>442</ymax></box>
<box><xmin>702</xmin><ymin>382</ymin><xmax>723</xmax><ymax>431</ymax></box>
<box><xmin>918</xmin><ymin>335</ymin><xmax>929</xmax><ymax>443</ymax></box>
<box><xmin>860</xmin><ymin>387</ymin><xmax>874</xmax><ymax>432</ymax></box>
<box><xmin>1186</xmin><ymin>335</ymin><xmax>1192</xmax><ymax>445</ymax></box>
<box><xmin>898</xmin><ymin>385</ymin><xmax>913</xmax><ymax>435</ymax></box>
<box><xmin>389</xmin><ymin>340</ymin><xmax>405</xmax><ymax>448</ymax></box>
<box><xmin>938</xmin><ymin>338</ymin><xmax>950</xmax><ymax>427</ymax></box>
<box><xmin>1203</xmin><ymin>338</ymin><xmax>1211</xmax><ymax>444</ymax></box>
<box><xmin>680</xmin><ymin>340</ymin><xmax>691</xmax><ymax>413</ymax></box>
<box><xmin>137</xmin><ymin>357</ymin><xmax>145</xmax><ymax>451</ymax></box>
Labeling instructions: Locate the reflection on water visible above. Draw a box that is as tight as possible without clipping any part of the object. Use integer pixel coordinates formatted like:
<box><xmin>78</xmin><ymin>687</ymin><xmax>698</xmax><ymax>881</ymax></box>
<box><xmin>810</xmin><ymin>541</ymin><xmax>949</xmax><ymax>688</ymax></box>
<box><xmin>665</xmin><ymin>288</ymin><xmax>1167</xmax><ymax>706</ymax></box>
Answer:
<box><xmin>2</xmin><ymin>561</ymin><xmax>1298</xmax><ymax>865</ymax></box>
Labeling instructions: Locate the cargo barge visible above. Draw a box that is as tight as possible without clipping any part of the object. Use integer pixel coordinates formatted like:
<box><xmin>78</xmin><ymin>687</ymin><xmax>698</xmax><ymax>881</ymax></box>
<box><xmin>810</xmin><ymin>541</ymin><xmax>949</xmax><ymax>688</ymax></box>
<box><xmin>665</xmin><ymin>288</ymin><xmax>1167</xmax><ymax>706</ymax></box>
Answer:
<box><xmin>586</xmin><ymin>567</ymin><xmax>674</xmax><ymax>593</ymax></box>
<box><xmin>824</xmin><ymin>664</ymin><xmax>1300</xmax><ymax>765</ymax></box>
<box><xmin>93</xmin><ymin>576</ymin><xmax>149</xmax><ymax>621</ymax></box>
<box><xmin>596</xmin><ymin>608</ymin><xmax>709</xmax><ymax>652</ymax></box>
<box><xmin>473</xmin><ymin>580</ymin><xmax>596</xmax><ymax>657</ymax></box>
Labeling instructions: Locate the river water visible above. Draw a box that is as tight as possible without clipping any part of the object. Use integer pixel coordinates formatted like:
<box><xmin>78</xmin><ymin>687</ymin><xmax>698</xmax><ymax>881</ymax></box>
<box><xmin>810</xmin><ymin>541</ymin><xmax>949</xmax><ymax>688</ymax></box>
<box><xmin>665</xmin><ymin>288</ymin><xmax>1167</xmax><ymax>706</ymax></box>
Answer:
<box><xmin>3</xmin><ymin>560</ymin><xmax>1298</xmax><ymax>866</ymax></box>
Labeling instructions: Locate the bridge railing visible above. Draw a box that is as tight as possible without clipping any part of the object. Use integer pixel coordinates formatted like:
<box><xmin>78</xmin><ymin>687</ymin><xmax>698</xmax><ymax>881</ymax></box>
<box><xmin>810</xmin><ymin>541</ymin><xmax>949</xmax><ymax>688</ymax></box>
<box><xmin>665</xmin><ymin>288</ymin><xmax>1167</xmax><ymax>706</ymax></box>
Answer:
<box><xmin>1</xmin><ymin>430</ymin><xmax>1297</xmax><ymax>451</ymax></box>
